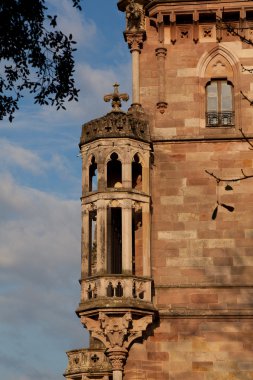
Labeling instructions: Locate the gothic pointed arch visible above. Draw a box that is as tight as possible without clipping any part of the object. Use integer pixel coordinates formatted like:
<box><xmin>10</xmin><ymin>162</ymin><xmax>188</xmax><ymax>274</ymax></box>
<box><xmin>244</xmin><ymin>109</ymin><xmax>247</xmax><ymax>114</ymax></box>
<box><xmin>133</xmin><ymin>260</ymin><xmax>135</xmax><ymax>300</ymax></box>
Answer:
<box><xmin>197</xmin><ymin>45</ymin><xmax>240</xmax><ymax>80</ymax></box>
<box><xmin>132</xmin><ymin>152</ymin><xmax>143</xmax><ymax>190</ymax></box>
<box><xmin>197</xmin><ymin>46</ymin><xmax>241</xmax><ymax>129</ymax></box>
<box><xmin>106</xmin><ymin>151</ymin><xmax>123</xmax><ymax>188</ymax></box>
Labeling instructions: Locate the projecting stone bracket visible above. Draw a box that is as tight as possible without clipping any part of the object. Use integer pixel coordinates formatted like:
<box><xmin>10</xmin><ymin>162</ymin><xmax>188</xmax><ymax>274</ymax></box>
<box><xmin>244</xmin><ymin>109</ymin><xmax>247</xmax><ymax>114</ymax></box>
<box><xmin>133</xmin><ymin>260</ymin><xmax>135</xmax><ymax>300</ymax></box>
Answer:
<box><xmin>81</xmin><ymin>312</ymin><xmax>153</xmax><ymax>376</ymax></box>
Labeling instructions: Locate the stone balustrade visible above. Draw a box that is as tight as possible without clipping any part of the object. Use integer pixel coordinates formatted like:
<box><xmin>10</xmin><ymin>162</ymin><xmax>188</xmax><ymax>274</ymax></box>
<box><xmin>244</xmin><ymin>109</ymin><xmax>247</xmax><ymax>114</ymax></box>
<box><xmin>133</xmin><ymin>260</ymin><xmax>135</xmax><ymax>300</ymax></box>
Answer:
<box><xmin>64</xmin><ymin>348</ymin><xmax>112</xmax><ymax>377</ymax></box>
<box><xmin>80</xmin><ymin>275</ymin><xmax>152</xmax><ymax>304</ymax></box>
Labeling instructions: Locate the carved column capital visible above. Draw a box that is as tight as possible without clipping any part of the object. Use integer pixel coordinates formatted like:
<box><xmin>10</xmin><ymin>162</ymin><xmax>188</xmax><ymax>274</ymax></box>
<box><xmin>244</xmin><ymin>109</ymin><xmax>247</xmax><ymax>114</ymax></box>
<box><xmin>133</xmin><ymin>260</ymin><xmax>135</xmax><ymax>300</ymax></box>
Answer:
<box><xmin>124</xmin><ymin>31</ymin><xmax>146</xmax><ymax>52</ymax></box>
<box><xmin>106</xmin><ymin>348</ymin><xmax>128</xmax><ymax>371</ymax></box>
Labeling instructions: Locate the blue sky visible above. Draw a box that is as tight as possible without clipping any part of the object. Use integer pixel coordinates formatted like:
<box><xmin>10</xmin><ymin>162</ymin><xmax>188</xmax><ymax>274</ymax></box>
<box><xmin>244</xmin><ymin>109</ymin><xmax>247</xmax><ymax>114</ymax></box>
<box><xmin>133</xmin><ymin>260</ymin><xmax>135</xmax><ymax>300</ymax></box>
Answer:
<box><xmin>0</xmin><ymin>1</ymin><xmax>131</xmax><ymax>379</ymax></box>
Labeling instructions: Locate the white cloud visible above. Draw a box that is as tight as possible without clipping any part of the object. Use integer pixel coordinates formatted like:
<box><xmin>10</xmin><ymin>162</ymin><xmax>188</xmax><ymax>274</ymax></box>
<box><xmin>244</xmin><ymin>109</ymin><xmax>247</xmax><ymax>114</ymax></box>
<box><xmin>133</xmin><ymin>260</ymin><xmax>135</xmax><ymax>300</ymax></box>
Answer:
<box><xmin>47</xmin><ymin>0</ymin><xmax>97</xmax><ymax>48</ymax></box>
<box><xmin>0</xmin><ymin>174</ymin><xmax>82</xmax><ymax>333</ymax></box>
<box><xmin>0</xmin><ymin>139</ymin><xmax>46</xmax><ymax>174</ymax></box>
<box><xmin>0</xmin><ymin>173</ymin><xmax>86</xmax><ymax>379</ymax></box>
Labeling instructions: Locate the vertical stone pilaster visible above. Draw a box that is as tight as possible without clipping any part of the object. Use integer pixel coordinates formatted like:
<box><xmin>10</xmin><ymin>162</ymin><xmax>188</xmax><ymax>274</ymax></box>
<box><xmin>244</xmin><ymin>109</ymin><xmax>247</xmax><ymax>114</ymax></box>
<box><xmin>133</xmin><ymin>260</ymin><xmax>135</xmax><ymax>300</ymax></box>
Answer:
<box><xmin>155</xmin><ymin>46</ymin><xmax>168</xmax><ymax>113</ymax></box>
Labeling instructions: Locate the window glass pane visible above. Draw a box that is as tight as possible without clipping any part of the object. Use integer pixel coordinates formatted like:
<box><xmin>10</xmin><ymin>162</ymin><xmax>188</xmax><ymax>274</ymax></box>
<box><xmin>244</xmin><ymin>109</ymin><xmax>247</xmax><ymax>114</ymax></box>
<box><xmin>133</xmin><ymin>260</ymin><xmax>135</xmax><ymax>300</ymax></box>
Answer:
<box><xmin>207</xmin><ymin>81</ymin><xmax>218</xmax><ymax>111</ymax></box>
<box><xmin>221</xmin><ymin>81</ymin><xmax>233</xmax><ymax>111</ymax></box>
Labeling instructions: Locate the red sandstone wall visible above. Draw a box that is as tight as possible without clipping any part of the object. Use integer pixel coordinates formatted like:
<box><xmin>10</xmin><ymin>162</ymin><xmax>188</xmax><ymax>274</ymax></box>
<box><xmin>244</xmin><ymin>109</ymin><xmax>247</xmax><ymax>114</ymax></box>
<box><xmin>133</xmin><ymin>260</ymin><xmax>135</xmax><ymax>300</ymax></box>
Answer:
<box><xmin>126</xmin><ymin>2</ymin><xmax>253</xmax><ymax>379</ymax></box>
<box><xmin>124</xmin><ymin>318</ymin><xmax>253</xmax><ymax>380</ymax></box>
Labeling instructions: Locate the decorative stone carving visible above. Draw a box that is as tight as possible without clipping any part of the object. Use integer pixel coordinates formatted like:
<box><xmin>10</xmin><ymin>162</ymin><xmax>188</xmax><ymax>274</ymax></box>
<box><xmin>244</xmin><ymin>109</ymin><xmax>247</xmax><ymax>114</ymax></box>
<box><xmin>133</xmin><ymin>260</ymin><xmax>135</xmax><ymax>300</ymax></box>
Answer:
<box><xmin>104</xmin><ymin>83</ymin><xmax>129</xmax><ymax>112</ymax></box>
<box><xmin>203</xmin><ymin>27</ymin><xmax>212</xmax><ymax>38</ymax></box>
<box><xmin>81</xmin><ymin>312</ymin><xmax>153</xmax><ymax>372</ymax></box>
<box><xmin>126</xmin><ymin>0</ymin><xmax>145</xmax><ymax>32</ymax></box>
<box><xmin>80</xmin><ymin>275</ymin><xmax>152</xmax><ymax>303</ymax></box>
<box><xmin>124</xmin><ymin>31</ymin><xmax>145</xmax><ymax>51</ymax></box>
<box><xmin>64</xmin><ymin>348</ymin><xmax>112</xmax><ymax>377</ymax></box>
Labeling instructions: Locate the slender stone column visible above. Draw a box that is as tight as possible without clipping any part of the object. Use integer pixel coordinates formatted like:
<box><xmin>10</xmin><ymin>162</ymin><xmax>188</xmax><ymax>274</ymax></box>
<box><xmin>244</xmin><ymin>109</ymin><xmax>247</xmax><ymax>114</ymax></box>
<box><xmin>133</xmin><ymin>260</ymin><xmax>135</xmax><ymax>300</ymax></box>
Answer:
<box><xmin>113</xmin><ymin>370</ymin><xmax>122</xmax><ymax>380</ymax></box>
<box><xmin>96</xmin><ymin>200</ymin><xmax>107</xmax><ymax>274</ymax></box>
<box><xmin>122</xmin><ymin>200</ymin><xmax>132</xmax><ymax>274</ymax></box>
<box><xmin>125</xmin><ymin>32</ymin><xmax>145</xmax><ymax>109</ymax></box>
<box><xmin>132</xmin><ymin>47</ymin><xmax>140</xmax><ymax>105</ymax></box>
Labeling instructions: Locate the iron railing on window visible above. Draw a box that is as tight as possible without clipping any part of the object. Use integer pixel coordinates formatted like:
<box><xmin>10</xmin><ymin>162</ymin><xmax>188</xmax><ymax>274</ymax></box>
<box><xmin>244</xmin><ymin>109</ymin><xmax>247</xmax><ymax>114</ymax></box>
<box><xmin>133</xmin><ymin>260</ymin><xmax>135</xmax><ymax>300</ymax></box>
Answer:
<box><xmin>206</xmin><ymin>111</ymin><xmax>235</xmax><ymax>127</ymax></box>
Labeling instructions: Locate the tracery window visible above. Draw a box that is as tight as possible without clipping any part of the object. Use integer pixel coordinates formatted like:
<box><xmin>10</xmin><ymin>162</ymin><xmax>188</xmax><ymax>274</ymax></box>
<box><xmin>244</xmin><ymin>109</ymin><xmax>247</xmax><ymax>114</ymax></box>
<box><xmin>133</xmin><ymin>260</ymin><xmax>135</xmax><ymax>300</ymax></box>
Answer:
<box><xmin>206</xmin><ymin>79</ymin><xmax>234</xmax><ymax>127</ymax></box>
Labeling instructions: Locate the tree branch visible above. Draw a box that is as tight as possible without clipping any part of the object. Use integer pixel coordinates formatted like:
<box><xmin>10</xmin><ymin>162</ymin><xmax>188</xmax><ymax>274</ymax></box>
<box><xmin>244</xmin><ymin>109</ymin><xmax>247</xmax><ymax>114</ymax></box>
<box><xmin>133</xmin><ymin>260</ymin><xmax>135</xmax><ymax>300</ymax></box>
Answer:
<box><xmin>205</xmin><ymin>169</ymin><xmax>253</xmax><ymax>183</ymax></box>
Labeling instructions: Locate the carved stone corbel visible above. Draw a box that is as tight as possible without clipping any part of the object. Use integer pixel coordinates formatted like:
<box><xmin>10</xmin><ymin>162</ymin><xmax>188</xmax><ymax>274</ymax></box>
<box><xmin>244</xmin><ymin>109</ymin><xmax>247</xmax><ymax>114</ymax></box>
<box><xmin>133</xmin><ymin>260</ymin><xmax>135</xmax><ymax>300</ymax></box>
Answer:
<box><xmin>81</xmin><ymin>312</ymin><xmax>153</xmax><ymax>375</ymax></box>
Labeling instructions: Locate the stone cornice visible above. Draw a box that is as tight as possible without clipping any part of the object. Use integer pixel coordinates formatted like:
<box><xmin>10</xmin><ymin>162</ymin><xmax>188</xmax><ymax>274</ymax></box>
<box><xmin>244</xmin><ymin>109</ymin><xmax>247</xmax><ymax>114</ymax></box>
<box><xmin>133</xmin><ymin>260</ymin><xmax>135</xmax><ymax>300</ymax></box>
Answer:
<box><xmin>159</xmin><ymin>308</ymin><xmax>253</xmax><ymax>318</ymax></box>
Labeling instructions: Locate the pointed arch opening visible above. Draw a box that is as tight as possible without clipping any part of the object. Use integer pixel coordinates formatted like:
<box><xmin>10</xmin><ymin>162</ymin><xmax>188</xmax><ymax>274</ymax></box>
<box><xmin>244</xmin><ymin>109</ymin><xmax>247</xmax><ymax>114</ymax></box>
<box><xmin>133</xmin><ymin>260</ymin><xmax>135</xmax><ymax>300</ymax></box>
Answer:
<box><xmin>89</xmin><ymin>156</ymin><xmax>98</xmax><ymax>191</ymax></box>
<box><xmin>132</xmin><ymin>153</ymin><xmax>142</xmax><ymax>190</ymax></box>
<box><xmin>107</xmin><ymin>152</ymin><xmax>122</xmax><ymax>188</ymax></box>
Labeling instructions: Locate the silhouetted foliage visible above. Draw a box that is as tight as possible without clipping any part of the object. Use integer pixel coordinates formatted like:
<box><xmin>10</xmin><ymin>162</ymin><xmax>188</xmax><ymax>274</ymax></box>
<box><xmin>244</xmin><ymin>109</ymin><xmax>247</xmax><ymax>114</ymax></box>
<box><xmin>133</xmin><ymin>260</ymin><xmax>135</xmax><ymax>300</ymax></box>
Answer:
<box><xmin>0</xmin><ymin>0</ymin><xmax>82</xmax><ymax>121</ymax></box>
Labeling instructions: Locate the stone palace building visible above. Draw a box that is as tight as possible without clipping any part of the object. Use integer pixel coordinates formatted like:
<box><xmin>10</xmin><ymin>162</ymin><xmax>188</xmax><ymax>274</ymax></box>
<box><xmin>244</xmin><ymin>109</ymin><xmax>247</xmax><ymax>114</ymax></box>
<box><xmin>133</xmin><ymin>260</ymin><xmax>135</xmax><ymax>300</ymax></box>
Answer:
<box><xmin>64</xmin><ymin>1</ymin><xmax>253</xmax><ymax>379</ymax></box>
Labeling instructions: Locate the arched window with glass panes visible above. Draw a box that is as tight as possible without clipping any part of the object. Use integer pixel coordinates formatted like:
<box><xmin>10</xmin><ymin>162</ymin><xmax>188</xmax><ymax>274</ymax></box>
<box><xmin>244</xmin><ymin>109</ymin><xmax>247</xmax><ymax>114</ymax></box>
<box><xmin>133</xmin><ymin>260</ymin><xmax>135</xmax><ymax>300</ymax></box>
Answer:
<box><xmin>206</xmin><ymin>79</ymin><xmax>234</xmax><ymax>127</ymax></box>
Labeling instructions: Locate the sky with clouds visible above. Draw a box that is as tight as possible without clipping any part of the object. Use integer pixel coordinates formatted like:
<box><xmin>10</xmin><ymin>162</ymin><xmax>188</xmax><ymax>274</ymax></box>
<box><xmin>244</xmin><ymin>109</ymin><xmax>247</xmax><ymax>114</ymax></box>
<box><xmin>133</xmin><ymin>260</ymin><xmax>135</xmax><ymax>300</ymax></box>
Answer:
<box><xmin>0</xmin><ymin>1</ymin><xmax>131</xmax><ymax>379</ymax></box>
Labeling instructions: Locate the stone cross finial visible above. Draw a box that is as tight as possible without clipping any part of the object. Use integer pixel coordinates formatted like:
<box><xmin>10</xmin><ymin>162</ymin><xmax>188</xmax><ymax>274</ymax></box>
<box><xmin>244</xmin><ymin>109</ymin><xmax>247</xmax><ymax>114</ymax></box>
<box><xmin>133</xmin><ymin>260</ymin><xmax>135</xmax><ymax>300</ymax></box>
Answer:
<box><xmin>104</xmin><ymin>83</ymin><xmax>129</xmax><ymax>112</ymax></box>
